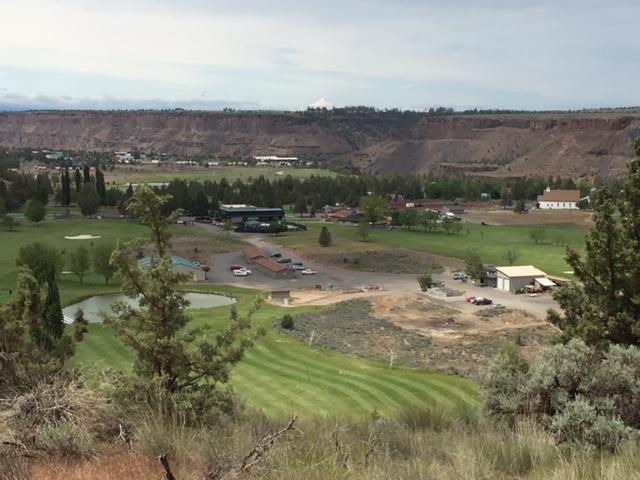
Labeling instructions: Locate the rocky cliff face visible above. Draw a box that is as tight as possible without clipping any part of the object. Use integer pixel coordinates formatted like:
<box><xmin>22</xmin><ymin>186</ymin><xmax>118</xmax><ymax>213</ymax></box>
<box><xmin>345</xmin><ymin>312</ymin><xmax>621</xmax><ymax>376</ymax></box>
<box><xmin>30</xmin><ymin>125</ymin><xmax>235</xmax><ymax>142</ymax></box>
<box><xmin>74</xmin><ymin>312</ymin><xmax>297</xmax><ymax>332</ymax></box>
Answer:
<box><xmin>1</xmin><ymin>110</ymin><xmax>638</xmax><ymax>178</ymax></box>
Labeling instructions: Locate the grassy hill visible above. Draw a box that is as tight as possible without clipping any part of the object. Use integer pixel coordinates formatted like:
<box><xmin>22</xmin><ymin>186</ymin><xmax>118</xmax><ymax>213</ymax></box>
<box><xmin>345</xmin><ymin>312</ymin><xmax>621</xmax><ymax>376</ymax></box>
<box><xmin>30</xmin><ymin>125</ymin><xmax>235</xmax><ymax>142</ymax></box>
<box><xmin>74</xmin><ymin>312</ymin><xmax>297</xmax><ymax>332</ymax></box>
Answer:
<box><xmin>72</xmin><ymin>285</ymin><xmax>478</xmax><ymax>418</ymax></box>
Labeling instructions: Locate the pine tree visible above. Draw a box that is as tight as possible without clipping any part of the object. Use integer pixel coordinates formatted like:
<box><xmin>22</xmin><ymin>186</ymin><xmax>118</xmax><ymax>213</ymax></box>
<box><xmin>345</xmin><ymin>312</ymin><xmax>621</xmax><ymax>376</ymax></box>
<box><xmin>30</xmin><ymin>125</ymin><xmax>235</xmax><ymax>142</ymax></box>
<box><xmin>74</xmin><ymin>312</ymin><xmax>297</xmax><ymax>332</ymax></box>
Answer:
<box><xmin>318</xmin><ymin>226</ymin><xmax>332</xmax><ymax>247</ymax></box>
<box><xmin>192</xmin><ymin>190</ymin><xmax>209</xmax><ymax>216</ymax></box>
<box><xmin>61</xmin><ymin>169</ymin><xmax>71</xmax><ymax>206</ymax></box>
<box><xmin>111</xmin><ymin>186</ymin><xmax>263</xmax><ymax>419</ymax></box>
<box><xmin>549</xmin><ymin>139</ymin><xmax>640</xmax><ymax>347</ymax></box>
<box><xmin>40</xmin><ymin>265</ymin><xmax>65</xmax><ymax>347</ymax></box>
<box><xmin>95</xmin><ymin>167</ymin><xmax>106</xmax><ymax>205</ymax></box>
<box><xmin>74</xmin><ymin>168</ymin><xmax>82</xmax><ymax>193</ymax></box>
<box><xmin>83</xmin><ymin>165</ymin><xmax>91</xmax><ymax>183</ymax></box>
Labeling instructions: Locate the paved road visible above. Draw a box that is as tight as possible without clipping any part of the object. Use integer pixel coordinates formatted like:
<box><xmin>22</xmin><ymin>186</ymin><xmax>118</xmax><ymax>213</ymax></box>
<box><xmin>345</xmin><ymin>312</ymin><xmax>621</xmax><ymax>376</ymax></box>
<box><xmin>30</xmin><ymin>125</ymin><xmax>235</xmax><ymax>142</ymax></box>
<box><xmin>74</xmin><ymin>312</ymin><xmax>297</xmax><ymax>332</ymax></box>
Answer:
<box><xmin>202</xmin><ymin>225</ymin><xmax>560</xmax><ymax>319</ymax></box>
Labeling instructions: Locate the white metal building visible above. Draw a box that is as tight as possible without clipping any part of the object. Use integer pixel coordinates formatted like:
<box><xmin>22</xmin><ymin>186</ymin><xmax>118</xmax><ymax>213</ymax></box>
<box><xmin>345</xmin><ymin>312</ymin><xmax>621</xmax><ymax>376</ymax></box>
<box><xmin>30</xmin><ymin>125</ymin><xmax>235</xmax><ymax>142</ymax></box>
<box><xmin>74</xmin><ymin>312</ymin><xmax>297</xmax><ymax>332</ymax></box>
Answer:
<box><xmin>495</xmin><ymin>265</ymin><xmax>548</xmax><ymax>293</ymax></box>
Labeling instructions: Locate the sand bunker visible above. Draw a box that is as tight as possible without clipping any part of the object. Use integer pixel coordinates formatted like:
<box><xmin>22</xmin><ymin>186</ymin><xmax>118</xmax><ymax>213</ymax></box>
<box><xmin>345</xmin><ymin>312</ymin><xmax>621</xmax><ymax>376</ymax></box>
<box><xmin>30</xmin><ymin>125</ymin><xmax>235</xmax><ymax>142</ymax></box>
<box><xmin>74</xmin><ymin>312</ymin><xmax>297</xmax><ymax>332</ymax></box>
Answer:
<box><xmin>64</xmin><ymin>234</ymin><xmax>102</xmax><ymax>240</ymax></box>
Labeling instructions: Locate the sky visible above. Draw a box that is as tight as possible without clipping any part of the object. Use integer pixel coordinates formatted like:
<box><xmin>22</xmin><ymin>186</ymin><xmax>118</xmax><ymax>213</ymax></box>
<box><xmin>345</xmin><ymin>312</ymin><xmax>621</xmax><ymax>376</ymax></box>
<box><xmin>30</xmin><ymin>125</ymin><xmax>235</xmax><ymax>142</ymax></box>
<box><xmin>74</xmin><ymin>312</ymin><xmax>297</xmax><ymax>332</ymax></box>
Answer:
<box><xmin>0</xmin><ymin>0</ymin><xmax>638</xmax><ymax>111</ymax></box>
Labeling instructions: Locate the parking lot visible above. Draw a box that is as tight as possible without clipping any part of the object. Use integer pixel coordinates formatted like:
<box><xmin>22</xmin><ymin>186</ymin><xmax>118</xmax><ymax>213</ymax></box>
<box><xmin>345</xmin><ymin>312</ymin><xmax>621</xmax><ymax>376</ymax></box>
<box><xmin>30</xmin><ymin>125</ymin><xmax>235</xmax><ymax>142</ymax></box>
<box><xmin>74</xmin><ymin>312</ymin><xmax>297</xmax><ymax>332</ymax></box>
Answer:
<box><xmin>200</xmin><ymin>226</ymin><xmax>559</xmax><ymax>318</ymax></box>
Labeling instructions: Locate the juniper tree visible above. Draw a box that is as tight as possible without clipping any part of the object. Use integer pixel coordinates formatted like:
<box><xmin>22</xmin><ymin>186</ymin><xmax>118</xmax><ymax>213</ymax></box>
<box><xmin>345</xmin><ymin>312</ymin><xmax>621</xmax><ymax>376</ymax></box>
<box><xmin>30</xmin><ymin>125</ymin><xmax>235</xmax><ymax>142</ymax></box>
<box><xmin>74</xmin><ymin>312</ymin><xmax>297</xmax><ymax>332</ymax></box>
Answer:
<box><xmin>40</xmin><ymin>264</ymin><xmax>65</xmax><ymax>346</ymax></box>
<box><xmin>61</xmin><ymin>168</ymin><xmax>71</xmax><ymax>206</ymax></box>
<box><xmin>111</xmin><ymin>186</ymin><xmax>263</xmax><ymax>418</ymax></box>
<box><xmin>74</xmin><ymin>168</ymin><xmax>82</xmax><ymax>193</ymax></box>
<box><xmin>318</xmin><ymin>226</ymin><xmax>332</xmax><ymax>247</ymax></box>
<box><xmin>0</xmin><ymin>268</ymin><xmax>85</xmax><ymax>390</ymax></box>
<box><xmin>83</xmin><ymin>164</ymin><xmax>91</xmax><ymax>183</ymax></box>
<box><xmin>548</xmin><ymin>139</ymin><xmax>640</xmax><ymax>347</ymax></box>
<box><xmin>24</xmin><ymin>199</ymin><xmax>45</xmax><ymax>223</ymax></box>
<box><xmin>95</xmin><ymin>166</ymin><xmax>106</xmax><ymax>205</ymax></box>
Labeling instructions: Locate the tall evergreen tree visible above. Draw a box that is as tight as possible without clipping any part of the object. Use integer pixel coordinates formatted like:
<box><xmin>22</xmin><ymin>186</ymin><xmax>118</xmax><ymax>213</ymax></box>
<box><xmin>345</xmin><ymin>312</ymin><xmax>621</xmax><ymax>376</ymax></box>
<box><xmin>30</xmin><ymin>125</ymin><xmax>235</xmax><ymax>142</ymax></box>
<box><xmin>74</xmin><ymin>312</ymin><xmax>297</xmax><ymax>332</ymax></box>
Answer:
<box><xmin>191</xmin><ymin>190</ymin><xmax>209</xmax><ymax>216</ymax></box>
<box><xmin>95</xmin><ymin>167</ymin><xmax>106</xmax><ymax>205</ymax></box>
<box><xmin>61</xmin><ymin>169</ymin><xmax>71</xmax><ymax>206</ymax></box>
<box><xmin>74</xmin><ymin>168</ymin><xmax>82</xmax><ymax>193</ymax></box>
<box><xmin>83</xmin><ymin>164</ymin><xmax>91</xmax><ymax>183</ymax></box>
<box><xmin>40</xmin><ymin>265</ymin><xmax>65</xmax><ymax>346</ymax></box>
<box><xmin>549</xmin><ymin>139</ymin><xmax>640</xmax><ymax>347</ymax></box>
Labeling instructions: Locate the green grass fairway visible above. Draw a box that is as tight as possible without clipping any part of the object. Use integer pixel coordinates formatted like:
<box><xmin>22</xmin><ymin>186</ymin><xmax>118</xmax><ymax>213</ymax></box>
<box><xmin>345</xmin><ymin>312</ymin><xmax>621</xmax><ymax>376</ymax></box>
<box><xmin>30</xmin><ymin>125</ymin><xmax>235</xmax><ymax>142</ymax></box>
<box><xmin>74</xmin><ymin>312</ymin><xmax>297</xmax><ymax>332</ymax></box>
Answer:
<box><xmin>272</xmin><ymin>222</ymin><xmax>587</xmax><ymax>277</ymax></box>
<box><xmin>0</xmin><ymin>219</ymin><xmax>229</xmax><ymax>305</ymax></box>
<box><xmin>106</xmin><ymin>167</ymin><xmax>339</xmax><ymax>185</ymax></box>
<box><xmin>72</xmin><ymin>285</ymin><xmax>478</xmax><ymax>419</ymax></box>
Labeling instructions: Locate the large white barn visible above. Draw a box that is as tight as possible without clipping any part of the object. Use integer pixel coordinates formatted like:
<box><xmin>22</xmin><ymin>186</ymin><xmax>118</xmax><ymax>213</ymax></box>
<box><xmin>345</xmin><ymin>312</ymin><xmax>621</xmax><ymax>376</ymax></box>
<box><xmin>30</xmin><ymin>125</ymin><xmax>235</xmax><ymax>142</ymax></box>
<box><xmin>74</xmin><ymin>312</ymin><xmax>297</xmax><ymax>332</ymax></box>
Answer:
<box><xmin>537</xmin><ymin>187</ymin><xmax>580</xmax><ymax>210</ymax></box>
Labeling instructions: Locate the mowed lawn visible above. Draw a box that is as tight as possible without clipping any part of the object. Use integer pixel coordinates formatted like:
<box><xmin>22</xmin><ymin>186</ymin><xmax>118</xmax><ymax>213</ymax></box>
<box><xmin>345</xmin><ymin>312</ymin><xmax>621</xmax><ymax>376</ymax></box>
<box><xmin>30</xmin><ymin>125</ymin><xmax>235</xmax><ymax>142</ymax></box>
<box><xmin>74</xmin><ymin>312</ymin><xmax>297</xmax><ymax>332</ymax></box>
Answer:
<box><xmin>72</xmin><ymin>285</ymin><xmax>479</xmax><ymax>419</ymax></box>
<box><xmin>273</xmin><ymin>222</ymin><xmax>587</xmax><ymax>277</ymax></box>
<box><xmin>105</xmin><ymin>167</ymin><xmax>339</xmax><ymax>185</ymax></box>
<box><xmin>0</xmin><ymin>219</ymin><xmax>222</xmax><ymax>305</ymax></box>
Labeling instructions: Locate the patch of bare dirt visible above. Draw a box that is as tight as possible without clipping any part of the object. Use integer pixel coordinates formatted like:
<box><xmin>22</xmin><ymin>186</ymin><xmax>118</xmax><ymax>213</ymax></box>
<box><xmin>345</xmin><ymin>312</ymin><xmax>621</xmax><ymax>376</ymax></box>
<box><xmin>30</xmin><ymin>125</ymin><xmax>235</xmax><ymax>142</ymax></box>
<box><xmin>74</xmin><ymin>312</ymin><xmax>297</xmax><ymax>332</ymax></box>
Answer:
<box><xmin>464</xmin><ymin>208</ymin><xmax>593</xmax><ymax>227</ymax></box>
<box><xmin>370</xmin><ymin>292</ymin><xmax>558</xmax><ymax>376</ymax></box>
<box><xmin>308</xmin><ymin>247</ymin><xmax>461</xmax><ymax>274</ymax></box>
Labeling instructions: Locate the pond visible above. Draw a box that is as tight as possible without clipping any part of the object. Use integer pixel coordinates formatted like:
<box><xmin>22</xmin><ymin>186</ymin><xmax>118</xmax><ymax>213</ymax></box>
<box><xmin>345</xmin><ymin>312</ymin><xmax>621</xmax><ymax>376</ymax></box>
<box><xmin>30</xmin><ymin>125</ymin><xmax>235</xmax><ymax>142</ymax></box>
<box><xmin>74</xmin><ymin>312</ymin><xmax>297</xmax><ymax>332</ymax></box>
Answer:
<box><xmin>63</xmin><ymin>292</ymin><xmax>236</xmax><ymax>324</ymax></box>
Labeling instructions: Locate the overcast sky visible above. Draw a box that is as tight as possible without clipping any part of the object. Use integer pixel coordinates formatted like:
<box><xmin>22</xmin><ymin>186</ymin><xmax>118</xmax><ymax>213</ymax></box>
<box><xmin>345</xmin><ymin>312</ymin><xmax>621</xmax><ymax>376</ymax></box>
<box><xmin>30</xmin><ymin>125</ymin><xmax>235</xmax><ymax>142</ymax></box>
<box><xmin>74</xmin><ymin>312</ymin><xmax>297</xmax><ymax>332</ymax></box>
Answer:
<box><xmin>0</xmin><ymin>0</ymin><xmax>637</xmax><ymax>110</ymax></box>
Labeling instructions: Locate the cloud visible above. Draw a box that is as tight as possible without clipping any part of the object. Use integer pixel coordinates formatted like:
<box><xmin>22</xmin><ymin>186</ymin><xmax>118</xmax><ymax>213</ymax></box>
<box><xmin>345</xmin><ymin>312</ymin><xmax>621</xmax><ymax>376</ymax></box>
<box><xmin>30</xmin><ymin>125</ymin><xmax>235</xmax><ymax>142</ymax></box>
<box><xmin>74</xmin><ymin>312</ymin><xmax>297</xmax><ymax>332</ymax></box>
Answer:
<box><xmin>0</xmin><ymin>0</ymin><xmax>639</xmax><ymax>109</ymax></box>
<box><xmin>0</xmin><ymin>92</ymin><xmax>260</xmax><ymax>111</ymax></box>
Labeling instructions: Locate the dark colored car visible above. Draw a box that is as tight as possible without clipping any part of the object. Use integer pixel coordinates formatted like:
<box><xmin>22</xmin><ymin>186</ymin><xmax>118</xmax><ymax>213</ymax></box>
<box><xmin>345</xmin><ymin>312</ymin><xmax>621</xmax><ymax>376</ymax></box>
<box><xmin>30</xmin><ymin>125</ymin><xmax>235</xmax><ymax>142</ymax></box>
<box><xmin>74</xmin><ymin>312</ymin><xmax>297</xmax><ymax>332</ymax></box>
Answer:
<box><xmin>270</xmin><ymin>252</ymin><xmax>282</xmax><ymax>258</ymax></box>
<box><xmin>292</xmin><ymin>261</ymin><xmax>303</xmax><ymax>266</ymax></box>
<box><xmin>471</xmin><ymin>297</ymin><xmax>493</xmax><ymax>305</ymax></box>
<box><xmin>228</xmin><ymin>264</ymin><xmax>243</xmax><ymax>271</ymax></box>
<box><xmin>277</xmin><ymin>258</ymin><xmax>292</xmax><ymax>264</ymax></box>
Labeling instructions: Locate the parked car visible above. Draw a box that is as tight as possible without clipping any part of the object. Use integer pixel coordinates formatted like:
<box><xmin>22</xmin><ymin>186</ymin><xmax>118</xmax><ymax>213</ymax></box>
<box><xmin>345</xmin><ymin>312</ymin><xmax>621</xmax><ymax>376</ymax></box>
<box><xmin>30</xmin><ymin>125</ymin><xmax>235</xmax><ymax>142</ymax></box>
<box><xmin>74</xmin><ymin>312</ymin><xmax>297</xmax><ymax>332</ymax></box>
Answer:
<box><xmin>270</xmin><ymin>252</ymin><xmax>282</xmax><ymax>258</ymax></box>
<box><xmin>228</xmin><ymin>264</ymin><xmax>243</xmax><ymax>271</ymax></box>
<box><xmin>452</xmin><ymin>272</ymin><xmax>467</xmax><ymax>280</ymax></box>
<box><xmin>233</xmin><ymin>269</ymin><xmax>249</xmax><ymax>277</ymax></box>
<box><xmin>291</xmin><ymin>264</ymin><xmax>306</xmax><ymax>271</ymax></box>
<box><xmin>301</xmin><ymin>269</ymin><xmax>317</xmax><ymax>275</ymax></box>
<box><xmin>471</xmin><ymin>297</ymin><xmax>492</xmax><ymax>305</ymax></box>
<box><xmin>292</xmin><ymin>261</ymin><xmax>304</xmax><ymax>266</ymax></box>
<box><xmin>237</xmin><ymin>267</ymin><xmax>252</xmax><ymax>275</ymax></box>
<box><xmin>277</xmin><ymin>258</ymin><xmax>292</xmax><ymax>264</ymax></box>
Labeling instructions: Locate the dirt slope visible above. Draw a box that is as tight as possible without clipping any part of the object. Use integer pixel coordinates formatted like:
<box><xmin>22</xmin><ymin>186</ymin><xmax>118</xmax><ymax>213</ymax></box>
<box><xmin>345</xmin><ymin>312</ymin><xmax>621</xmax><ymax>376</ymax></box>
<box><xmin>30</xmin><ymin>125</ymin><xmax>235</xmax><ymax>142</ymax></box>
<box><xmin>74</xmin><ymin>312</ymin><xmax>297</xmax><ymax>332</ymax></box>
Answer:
<box><xmin>1</xmin><ymin>110</ymin><xmax>638</xmax><ymax>178</ymax></box>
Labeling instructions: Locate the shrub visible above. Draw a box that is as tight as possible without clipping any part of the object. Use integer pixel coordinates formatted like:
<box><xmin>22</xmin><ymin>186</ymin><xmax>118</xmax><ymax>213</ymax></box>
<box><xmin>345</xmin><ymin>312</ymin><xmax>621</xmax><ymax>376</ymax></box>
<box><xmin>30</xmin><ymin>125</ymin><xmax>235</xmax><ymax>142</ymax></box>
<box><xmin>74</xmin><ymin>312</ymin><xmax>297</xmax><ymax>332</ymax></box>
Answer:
<box><xmin>550</xmin><ymin>397</ymin><xmax>632</xmax><ymax>451</ymax></box>
<box><xmin>417</xmin><ymin>271</ymin><xmax>432</xmax><ymax>292</ymax></box>
<box><xmin>483</xmin><ymin>343</ymin><xmax>529</xmax><ymax>417</ymax></box>
<box><xmin>0</xmin><ymin>375</ymin><xmax>113</xmax><ymax>456</ymax></box>
<box><xmin>280</xmin><ymin>314</ymin><xmax>294</xmax><ymax>330</ymax></box>
<box><xmin>318</xmin><ymin>226</ymin><xmax>332</xmax><ymax>247</ymax></box>
<box><xmin>484</xmin><ymin>339</ymin><xmax>640</xmax><ymax>449</ymax></box>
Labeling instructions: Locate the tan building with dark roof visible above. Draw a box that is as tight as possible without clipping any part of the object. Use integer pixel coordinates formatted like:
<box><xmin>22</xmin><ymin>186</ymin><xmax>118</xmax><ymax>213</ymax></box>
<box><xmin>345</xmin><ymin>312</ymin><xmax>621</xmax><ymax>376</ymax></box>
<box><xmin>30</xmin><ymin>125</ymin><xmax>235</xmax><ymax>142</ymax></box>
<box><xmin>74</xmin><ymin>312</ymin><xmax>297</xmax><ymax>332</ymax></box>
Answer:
<box><xmin>242</xmin><ymin>247</ymin><xmax>296</xmax><ymax>279</ymax></box>
<box><xmin>537</xmin><ymin>187</ymin><xmax>580</xmax><ymax>210</ymax></box>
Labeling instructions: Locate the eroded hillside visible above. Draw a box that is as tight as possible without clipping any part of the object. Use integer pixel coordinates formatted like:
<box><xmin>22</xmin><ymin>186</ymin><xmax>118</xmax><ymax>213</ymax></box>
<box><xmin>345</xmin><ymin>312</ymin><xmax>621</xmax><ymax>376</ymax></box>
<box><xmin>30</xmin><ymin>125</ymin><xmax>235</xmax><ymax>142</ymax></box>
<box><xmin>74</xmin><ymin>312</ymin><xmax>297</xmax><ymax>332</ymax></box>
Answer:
<box><xmin>1</xmin><ymin>110</ymin><xmax>638</xmax><ymax>177</ymax></box>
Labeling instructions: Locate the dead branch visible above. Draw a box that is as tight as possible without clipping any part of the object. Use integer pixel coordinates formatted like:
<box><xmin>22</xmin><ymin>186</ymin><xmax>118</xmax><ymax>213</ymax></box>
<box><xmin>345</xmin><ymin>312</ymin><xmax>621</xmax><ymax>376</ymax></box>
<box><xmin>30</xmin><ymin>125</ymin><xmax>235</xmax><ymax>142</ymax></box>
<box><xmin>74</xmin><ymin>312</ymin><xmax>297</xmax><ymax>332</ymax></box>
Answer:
<box><xmin>115</xmin><ymin>423</ymin><xmax>131</xmax><ymax>447</ymax></box>
<box><xmin>206</xmin><ymin>416</ymin><xmax>299</xmax><ymax>480</ymax></box>
<box><xmin>159</xmin><ymin>453</ymin><xmax>178</xmax><ymax>480</ymax></box>
<box><xmin>332</xmin><ymin>431</ymin><xmax>350</xmax><ymax>470</ymax></box>
<box><xmin>362</xmin><ymin>428</ymin><xmax>379</xmax><ymax>468</ymax></box>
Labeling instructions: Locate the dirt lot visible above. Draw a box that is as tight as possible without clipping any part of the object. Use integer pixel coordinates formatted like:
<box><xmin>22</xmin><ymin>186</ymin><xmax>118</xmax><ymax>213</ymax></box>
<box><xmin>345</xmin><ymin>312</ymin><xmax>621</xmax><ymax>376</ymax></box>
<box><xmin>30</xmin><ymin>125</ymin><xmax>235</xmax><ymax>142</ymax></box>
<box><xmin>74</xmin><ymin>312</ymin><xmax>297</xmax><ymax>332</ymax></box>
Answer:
<box><xmin>276</xmin><ymin>292</ymin><xmax>557</xmax><ymax>377</ymax></box>
<box><xmin>464</xmin><ymin>208</ymin><xmax>593</xmax><ymax>227</ymax></box>
<box><xmin>307</xmin><ymin>247</ymin><xmax>460</xmax><ymax>274</ymax></box>
<box><xmin>371</xmin><ymin>293</ymin><xmax>557</xmax><ymax>376</ymax></box>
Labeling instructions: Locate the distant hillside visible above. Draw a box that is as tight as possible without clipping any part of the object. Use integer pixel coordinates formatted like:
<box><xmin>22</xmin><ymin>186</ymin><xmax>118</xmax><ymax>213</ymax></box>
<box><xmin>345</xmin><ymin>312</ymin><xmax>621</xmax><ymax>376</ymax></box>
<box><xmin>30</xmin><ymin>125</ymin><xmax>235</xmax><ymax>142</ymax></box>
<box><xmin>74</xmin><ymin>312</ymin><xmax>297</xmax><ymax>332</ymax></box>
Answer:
<box><xmin>0</xmin><ymin>110</ymin><xmax>639</xmax><ymax>178</ymax></box>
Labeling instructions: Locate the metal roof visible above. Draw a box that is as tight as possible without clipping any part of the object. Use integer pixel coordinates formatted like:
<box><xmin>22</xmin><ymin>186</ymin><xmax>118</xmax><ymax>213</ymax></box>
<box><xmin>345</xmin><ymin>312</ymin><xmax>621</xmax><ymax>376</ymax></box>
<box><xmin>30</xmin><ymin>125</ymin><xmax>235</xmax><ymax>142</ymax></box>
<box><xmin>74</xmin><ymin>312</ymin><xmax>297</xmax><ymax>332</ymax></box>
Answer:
<box><xmin>536</xmin><ymin>277</ymin><xmax>557</xmax><ymax>287</ymax></box>
<box><xmin>138</xmin><ymin>255</ymin><xmax>203</xmax><ymax>271</ymax></box>
<box><xmin>495</xmin><ymin>265</ymin><xmax>547</xmax><ymax>278</ymax></box>
<box><xmin>537</xmin><ymin>189</ymin><xmax>580</xmax><ymax>202</ymax></box>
